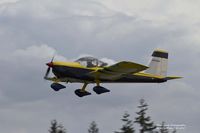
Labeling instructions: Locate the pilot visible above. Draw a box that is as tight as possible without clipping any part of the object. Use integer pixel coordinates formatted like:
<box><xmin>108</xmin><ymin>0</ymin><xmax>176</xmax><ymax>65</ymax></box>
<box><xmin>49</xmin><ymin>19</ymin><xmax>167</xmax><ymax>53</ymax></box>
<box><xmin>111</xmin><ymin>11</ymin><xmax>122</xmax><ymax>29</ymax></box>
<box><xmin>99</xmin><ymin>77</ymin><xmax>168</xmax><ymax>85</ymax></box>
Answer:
<box><xmin>87</xmin><ymin>61</ymin><xmax>95</xmax><ymax>67</ymax></box>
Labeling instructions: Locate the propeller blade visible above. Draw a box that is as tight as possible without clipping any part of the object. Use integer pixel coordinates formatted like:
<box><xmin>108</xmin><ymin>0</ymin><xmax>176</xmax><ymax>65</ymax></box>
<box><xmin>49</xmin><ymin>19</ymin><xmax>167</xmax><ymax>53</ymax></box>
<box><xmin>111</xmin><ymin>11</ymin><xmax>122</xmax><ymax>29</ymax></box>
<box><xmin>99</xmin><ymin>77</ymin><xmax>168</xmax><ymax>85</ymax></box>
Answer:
<box><xmin>46</xmin><ymin>67</ymin><xmax>51</xmax><ymax>76</ymax></box>
<box><xmin>44</xmin><ymin>55</ymin><xmax>55</xmax><ymax>79</ymax></box>
<box><xmin>51</xmin><ymin>55</ymin><xmax>55</xmax><ymax>63</ymax></box>
<box><xmin>44</xmin><ymin>67</ymin><xmax>51</xmax><ymax>79</ymax></box>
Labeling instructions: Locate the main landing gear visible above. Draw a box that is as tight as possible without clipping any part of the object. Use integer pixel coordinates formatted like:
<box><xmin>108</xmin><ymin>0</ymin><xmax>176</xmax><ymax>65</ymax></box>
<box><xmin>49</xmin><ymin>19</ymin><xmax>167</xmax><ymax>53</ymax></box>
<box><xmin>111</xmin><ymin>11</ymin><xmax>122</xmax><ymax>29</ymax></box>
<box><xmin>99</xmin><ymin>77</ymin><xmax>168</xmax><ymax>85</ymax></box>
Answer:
<box><xmin>74</xmin><ymin>81</ymin><xmax>110</xmax><ymax>97</ymax></box>
<box><xmin>74</xmin><ymin>83</ymin><xmax>91</xmax><ymax>97</ymax></box>
<box><xmin>93</xmin><ymin>80</ymin><xmax>110</xmax><ymax>95</ymax></box>
<box><xmin>93</xmin><ymin>86</ymin><xmax>110</xmax><ymax>94</ymax></box>
<box><xmin>50</xmin><ymin>82</ymin><xmax>110</xmax><ymax>97</ymax></box>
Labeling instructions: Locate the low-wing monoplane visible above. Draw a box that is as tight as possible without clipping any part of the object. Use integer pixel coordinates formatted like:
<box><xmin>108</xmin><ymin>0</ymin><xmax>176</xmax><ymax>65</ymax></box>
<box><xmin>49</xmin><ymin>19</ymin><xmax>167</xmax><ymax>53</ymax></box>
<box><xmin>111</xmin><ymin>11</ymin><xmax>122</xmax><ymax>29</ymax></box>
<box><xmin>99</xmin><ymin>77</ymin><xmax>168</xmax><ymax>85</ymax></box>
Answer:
<box><xmin>44</xmin><ymin>49</ymin><xmax>181</xmax><ymax>97</ymax></box>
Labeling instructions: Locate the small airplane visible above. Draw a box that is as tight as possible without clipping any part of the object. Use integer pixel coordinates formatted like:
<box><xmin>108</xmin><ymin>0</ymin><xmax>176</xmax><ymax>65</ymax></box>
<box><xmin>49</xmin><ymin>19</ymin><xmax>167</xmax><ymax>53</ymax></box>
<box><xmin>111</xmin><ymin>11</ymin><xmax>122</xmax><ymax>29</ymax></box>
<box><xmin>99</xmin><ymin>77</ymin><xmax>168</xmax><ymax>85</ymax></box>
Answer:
<box><xmin>44</xmin><ymin>49</ymin><xmax>181</xmax><ymax>97</ymax></box>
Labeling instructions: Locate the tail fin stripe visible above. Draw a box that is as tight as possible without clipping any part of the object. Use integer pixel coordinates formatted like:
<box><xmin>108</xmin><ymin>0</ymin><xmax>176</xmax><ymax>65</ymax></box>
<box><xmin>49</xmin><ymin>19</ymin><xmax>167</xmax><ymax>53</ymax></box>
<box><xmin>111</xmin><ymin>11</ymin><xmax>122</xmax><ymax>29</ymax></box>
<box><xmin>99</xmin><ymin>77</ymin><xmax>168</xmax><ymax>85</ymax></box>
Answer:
<box><xmin>152</xmin><ymin>51</ymin><xmax>168</xmax><ymax>59</ymax></box>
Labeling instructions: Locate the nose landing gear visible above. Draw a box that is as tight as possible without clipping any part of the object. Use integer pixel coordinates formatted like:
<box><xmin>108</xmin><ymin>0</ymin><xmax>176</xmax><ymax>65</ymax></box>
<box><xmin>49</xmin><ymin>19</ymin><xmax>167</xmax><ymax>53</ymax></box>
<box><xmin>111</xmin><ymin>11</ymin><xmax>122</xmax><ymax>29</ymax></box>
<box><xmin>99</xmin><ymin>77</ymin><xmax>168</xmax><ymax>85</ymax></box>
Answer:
<box><xmin>51</xmin><ymin>83</ymin><xmax>66</xmax><ymax>91</ymax></box>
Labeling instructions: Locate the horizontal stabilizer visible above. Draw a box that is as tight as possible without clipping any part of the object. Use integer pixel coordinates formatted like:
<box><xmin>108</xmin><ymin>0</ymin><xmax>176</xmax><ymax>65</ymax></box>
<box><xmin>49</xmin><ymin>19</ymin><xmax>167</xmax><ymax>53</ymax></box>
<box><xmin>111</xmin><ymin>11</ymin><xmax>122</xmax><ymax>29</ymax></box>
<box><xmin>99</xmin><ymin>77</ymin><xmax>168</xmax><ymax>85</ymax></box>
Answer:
<box><xmin>166</xmin><ymin>76</ymin><xmax>183</xmax><ymax>80</ymax></box>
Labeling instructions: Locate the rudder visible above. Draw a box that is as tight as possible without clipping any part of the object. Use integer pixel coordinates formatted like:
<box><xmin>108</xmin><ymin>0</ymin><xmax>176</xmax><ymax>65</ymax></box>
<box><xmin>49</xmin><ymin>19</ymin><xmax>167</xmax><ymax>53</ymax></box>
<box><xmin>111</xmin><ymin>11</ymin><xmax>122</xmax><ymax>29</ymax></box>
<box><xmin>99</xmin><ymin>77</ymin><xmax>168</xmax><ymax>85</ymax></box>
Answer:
<box><xmin>145</xmin><ymin>49</ymin><xmax>168</xmax><ymax>77</ymax></box>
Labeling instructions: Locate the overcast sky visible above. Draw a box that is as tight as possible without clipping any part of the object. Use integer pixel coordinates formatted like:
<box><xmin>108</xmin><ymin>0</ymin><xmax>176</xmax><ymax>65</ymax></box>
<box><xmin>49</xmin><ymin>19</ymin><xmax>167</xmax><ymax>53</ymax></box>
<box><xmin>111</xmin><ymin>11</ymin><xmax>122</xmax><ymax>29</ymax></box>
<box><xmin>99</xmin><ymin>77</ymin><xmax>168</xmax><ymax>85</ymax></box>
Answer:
<box><xmin>0</xmin><ymin>0</ymin><xmax>200</xmax><ymax>133</ymax></box>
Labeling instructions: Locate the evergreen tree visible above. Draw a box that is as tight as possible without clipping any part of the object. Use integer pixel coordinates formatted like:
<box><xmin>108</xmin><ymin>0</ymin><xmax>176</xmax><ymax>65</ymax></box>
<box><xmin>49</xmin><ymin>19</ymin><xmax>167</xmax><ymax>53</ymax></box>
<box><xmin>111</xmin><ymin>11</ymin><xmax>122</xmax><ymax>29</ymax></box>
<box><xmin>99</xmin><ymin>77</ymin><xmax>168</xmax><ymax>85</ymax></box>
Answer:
<box><xmin>134</xmin><ymin>99</ymin><xmax>156</xmax><ymax>133</ymax></box>
<box><xmin>157</xmin><ymin>122</ymin><xmax>178</xmax><ymax>133</ymax></box>
<box><xmin>172</xmin><ymin>129</ymin><xmax>176</xmax><ymax>133</ymax></box>
<box><xmin>88</xmin><ymin>121</ymin><xmax>99</xmax><ymax>133</ymax></box>
<box><xmin>159</xmin><ymin>122</ymin><xmax>169</xmax><ymax>133</ymax></box>
<box><xmin>57</xmin><ymin>124</ymin><xmax>67</xmax><ymax>133</ymax></box>
<box><xmin>49</xmin><ymin>120</ymin><xmax>67</xmax><ymax>133</ymax></box>
<box><xmin>115</xmin><ymin>112</ymin><xmax>135</xmax><ymax>133</ymax></box>
<box><xmin>49</xmin><ymin>120</ymin><xmax>57</xmax><ymax>133</ymax></box>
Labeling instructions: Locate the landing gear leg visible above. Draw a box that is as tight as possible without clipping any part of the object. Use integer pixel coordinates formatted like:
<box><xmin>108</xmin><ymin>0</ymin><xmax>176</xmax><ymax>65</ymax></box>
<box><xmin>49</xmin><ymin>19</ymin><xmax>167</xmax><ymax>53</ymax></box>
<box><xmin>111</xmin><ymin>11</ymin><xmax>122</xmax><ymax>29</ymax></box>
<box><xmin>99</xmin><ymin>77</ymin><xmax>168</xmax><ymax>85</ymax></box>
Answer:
<box><xmin>75</xmin><ymin>83</ymin><xmax>91</xmax><ymax>97</ymax></box>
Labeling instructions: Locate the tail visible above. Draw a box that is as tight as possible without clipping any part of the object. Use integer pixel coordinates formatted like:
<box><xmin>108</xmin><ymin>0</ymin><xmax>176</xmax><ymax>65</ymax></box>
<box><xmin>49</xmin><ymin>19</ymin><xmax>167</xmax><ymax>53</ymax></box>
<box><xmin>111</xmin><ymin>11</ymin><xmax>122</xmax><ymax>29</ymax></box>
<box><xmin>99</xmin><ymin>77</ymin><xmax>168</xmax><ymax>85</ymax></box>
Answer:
<box><xmin>145</xmin><ymin>49</ymin><xmax>168</xmax><ymax>77</ymax></box>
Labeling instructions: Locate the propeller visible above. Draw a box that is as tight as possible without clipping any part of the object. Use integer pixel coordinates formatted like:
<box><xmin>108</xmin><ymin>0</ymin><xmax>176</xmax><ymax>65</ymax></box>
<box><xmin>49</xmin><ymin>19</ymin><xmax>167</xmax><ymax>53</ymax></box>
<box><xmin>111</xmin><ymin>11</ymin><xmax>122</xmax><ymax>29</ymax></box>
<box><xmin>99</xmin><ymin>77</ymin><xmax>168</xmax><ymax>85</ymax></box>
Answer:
<box><xmin>44</xmin><ymin>56</ymin><xmax>55</xmax><ymax>79</ymax></box>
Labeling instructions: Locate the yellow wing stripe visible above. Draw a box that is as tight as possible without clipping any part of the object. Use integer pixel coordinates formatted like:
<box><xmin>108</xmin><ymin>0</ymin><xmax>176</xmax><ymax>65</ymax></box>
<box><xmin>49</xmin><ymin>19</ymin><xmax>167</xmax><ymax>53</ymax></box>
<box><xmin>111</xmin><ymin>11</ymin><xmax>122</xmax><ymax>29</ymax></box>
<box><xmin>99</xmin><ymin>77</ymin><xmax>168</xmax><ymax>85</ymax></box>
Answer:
<box><xmin>134</xmin><ymin>72</ymin><xmax>165</xmax><ymax>79</ymax></box>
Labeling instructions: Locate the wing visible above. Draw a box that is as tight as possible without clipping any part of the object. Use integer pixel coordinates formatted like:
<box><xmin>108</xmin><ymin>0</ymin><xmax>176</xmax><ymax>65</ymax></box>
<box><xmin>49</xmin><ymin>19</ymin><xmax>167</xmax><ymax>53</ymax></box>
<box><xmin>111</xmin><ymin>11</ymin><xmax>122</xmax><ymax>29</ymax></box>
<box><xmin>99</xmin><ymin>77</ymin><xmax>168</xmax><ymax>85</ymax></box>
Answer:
<box><xmin>88</xmin><ymin>61</ymin><xmax>149</xmax><ymax>80</ymax></box>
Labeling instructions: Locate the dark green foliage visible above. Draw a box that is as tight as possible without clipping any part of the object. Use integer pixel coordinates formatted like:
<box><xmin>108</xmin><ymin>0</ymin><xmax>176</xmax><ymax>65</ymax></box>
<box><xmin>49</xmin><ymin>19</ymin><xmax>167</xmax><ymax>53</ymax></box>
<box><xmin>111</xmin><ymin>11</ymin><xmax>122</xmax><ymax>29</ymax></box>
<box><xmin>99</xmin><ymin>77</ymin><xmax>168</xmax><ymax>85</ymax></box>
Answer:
<box><xmin>115</xmin><ymin>112</ymin><xmax>135</xmax><ymax>133</ymax></box>
<box><xmin>49</xmin><ymin>120</ymin><xmax>67</xmax><ymax>133</ymax></box>
<box><xmin>172</xmin><ymin>129</ymin><xmax>177</xmax><ymax>133</ymax></box>
<box><xmin>135</xmin><ymin>99</ymin><xmax>156</xmax><ymax>133</ymax></box>
<box><xmin>157</xmin><ymin>122</ymin><xmax>178</xmax><ymax>133</ymax></box>
<box><xmin>88</xmin><ymin>121</ymin><xmax>99</xmax><ymax>133</ymax></box>
<box><xmin>159</xmin><ymin>122</ymin><xmax>169</xmax><ymax>133</ymax></box>
<box><xmin>47</xmin><ymin>99</ymin><xmax>177</xmax><ymax>133</ymax></box>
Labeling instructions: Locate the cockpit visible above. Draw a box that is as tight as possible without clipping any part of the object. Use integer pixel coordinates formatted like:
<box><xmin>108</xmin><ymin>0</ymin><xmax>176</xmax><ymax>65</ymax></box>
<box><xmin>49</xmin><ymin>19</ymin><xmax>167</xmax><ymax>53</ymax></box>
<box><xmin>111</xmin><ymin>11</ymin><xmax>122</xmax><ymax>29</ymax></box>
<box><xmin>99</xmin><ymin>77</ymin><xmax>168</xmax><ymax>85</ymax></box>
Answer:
<box><xmin>75</xmin><ymin>57</ymin><xmax>108</xmax><ymax>68</ymax></box>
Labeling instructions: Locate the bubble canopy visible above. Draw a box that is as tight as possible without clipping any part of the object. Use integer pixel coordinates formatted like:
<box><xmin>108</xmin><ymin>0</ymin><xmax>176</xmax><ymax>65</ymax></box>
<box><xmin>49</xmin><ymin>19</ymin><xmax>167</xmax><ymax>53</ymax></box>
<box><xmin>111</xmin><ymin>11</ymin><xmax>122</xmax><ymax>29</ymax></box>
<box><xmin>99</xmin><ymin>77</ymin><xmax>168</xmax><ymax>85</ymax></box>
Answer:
<box><xmin>75</xmin><ymin>57</ymin><xmax>108</xmax><ymax>67</ymax></box>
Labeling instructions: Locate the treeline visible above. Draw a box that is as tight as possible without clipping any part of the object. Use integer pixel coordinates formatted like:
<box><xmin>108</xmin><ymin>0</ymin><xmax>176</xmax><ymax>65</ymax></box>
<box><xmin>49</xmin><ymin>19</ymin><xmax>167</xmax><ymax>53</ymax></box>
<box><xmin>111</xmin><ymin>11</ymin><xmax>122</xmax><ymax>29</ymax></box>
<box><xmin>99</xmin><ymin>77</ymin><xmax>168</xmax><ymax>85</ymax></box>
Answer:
<box><xmin>48</xmin><ymin>99</ymin><xmax>176</xmax><ymax>133</ymax></box>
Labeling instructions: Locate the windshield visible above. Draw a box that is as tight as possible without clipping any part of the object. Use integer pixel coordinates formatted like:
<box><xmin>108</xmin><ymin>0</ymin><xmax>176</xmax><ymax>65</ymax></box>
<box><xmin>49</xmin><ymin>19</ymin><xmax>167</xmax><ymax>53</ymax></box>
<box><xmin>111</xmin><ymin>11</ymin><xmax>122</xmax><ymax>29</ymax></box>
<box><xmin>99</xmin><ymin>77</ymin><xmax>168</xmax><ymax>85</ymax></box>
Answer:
<box><xmin>75</xmin><ymin>57</ymin><xmax>108</xmax><ymax>67</ymax></box>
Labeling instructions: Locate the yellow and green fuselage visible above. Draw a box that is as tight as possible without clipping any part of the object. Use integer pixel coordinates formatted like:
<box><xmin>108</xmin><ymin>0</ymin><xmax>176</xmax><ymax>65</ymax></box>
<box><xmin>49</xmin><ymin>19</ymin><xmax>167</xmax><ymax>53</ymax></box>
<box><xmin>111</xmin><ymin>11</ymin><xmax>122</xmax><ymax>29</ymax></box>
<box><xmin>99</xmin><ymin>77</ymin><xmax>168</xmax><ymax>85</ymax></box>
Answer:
<box><xmin>47</xmin><ymin>61</ymin><xmax>168</xmax><ymax>84</ymax></box>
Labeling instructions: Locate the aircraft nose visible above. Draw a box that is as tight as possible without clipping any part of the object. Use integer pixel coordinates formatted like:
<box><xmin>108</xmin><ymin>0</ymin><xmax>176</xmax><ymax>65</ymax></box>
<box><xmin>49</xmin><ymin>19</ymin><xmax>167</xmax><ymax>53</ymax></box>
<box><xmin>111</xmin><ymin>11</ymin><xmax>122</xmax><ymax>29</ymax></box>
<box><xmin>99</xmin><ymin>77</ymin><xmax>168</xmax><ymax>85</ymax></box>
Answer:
<box><xmin>46</xmin><ymin>62</ymin><xmax>54</xmax><ymax>67</ymax></box>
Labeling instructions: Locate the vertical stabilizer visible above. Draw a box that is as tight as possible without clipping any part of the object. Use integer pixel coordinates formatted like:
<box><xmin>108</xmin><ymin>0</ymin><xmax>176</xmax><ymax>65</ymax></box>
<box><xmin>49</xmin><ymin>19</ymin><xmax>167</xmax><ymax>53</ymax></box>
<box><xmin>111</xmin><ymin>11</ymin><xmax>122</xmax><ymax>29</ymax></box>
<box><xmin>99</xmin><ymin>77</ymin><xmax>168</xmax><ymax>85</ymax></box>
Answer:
<box><xmin>145</xmin><ymin>49</ymin><xmax>168</xmax><ymax>77</ymax></box>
